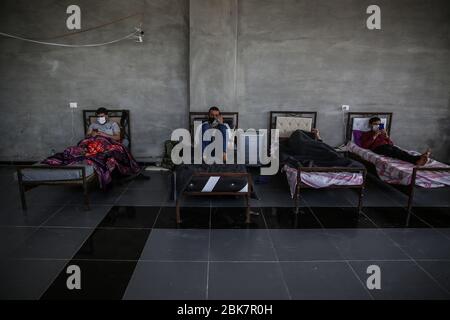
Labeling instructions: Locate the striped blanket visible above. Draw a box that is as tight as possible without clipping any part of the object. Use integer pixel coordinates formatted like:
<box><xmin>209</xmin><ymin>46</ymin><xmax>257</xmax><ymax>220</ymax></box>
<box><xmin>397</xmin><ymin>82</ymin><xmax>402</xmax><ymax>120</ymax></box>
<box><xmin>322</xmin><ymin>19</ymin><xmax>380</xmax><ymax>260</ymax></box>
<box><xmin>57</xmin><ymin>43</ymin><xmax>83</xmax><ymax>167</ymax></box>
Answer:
<box><xmin>346</xmin><ymin>141</ymin><xmax>450</xmax><ymax>188</ymax></box>
<box><xmin>283</xmin><ymin>164</ymin><xmax>364</xmax><ymax>198</ymax></box>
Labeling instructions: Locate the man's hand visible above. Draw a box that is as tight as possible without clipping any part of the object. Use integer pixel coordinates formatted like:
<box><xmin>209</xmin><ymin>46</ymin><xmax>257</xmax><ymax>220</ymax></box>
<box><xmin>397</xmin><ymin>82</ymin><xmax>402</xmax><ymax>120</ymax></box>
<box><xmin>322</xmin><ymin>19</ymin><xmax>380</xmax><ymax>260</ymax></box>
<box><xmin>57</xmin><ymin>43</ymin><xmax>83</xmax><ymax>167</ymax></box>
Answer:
<box><xmin>217</xmin><ymin>115</ymin><xmax>224</xmax><ymax>124</ymax></box>
<box><xmin>380</xmin><ymin>129</ymin><xmax>388</xmax><ymax>137</ymax></box>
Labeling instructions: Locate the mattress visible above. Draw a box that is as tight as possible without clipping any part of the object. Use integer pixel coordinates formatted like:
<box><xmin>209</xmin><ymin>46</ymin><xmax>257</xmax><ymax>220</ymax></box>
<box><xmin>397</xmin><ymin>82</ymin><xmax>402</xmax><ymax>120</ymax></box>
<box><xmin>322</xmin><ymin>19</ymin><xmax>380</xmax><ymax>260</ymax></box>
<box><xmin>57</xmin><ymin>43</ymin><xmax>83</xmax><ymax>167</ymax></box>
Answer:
<box><xmin>175</xmin><ymin>164</ymin><xmax>249</xmax><ymax>196</ymax></box>
<box><xmin>283</xmin><ymin>164</ymin><xmax>364</xmax><ymax>198</ymax></box>
<box><xmin>20</xmin><ymin>162</ymin><xmax>95</xmax><ymax>182</ymax></box>
<box><xmin>346</xmin><ymin>141</ymin><xmax>450</xmax><ymax>188</ymax></box>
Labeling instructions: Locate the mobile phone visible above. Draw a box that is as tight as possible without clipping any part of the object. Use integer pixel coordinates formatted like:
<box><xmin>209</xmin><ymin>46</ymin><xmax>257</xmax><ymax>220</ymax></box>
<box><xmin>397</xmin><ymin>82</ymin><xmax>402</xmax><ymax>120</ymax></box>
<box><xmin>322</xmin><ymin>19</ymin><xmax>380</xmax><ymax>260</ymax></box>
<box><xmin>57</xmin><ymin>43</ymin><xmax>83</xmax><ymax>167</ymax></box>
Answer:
<box><xmin>379</xmin><ymin>123</ymin><xmax>385</xmax><ymax>130</ymax></box>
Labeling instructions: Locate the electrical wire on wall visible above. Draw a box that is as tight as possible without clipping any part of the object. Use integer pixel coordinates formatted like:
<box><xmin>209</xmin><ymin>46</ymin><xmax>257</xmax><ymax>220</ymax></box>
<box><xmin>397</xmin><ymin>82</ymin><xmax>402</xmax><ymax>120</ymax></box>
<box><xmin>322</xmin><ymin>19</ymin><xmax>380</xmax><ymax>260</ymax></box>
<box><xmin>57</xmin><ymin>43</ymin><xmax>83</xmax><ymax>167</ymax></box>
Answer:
<box><xmin>0</xmin><ymin>12</ymin><xmax>144</xmax><ymax>47</ymax></box>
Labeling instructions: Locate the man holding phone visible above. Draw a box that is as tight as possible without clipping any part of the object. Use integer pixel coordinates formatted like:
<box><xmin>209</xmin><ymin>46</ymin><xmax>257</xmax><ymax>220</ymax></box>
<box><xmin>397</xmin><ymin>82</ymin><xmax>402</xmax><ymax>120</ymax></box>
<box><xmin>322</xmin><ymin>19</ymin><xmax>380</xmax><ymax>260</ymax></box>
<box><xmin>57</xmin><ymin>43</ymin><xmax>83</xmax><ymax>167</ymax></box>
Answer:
<box><xmin>87</xmin><ymin>107</ymin><xmax>121</xmax><ymax>142</ymax></box>
<box><xmin>361</xmin><ymin>117</ymin><xmax>430</xmax><ymax>165</ymax></box>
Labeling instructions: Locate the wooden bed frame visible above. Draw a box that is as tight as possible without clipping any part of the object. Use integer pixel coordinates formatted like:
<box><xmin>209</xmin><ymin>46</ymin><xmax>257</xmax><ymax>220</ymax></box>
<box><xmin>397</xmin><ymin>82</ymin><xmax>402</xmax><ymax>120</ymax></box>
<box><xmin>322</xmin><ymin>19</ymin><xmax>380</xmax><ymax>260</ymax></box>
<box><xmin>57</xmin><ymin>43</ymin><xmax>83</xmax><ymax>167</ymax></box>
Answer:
<box><xmin>271</xmin><ymin>111</ymin><xmax>367</xmax><ymax>215</ymax></box>
<box><xmin>345</xmin><ymin>112</ymin><xmax>450</xmax><ymax>226</ymax></box>
<box><xmin>174</xmin><ymin>111</ymin><xmax>253</xmax><ymax>224</ymax></box>
<box><xmin>16</xmin><ymin>109</ymin><xmax>131</xmax><ymax>211</ymax></box>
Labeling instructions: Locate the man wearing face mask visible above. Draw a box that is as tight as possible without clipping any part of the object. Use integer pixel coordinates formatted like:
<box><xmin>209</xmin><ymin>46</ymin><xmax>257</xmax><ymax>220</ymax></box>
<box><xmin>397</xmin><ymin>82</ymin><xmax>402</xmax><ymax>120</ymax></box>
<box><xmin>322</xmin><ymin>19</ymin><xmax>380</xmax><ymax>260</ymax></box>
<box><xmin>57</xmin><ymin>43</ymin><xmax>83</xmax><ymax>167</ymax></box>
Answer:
<box><xmin>361</xmin><ymin>117</ymin><xmax>430</xmax><ymax>166</ymax></box>
<box><xmin>87</xmin><ymin>107</ymin><xmax>121</xmax><ymax>142</ymax></box>
<box><xmin>201</xmin><ymin>106</ymin><xmax>229</xmax><ymax>162</ymax></box>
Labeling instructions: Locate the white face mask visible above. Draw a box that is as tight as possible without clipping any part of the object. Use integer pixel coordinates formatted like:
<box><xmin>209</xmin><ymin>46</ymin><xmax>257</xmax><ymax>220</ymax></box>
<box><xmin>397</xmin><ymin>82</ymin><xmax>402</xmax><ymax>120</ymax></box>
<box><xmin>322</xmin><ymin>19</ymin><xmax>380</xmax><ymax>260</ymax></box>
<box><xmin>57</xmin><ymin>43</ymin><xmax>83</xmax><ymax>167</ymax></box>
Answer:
<box><xmin>97</xmin><ymin>116</ymin><xmax>106</xmax><ymax>125</ymax></box>
<box><xmin>372</xmin><ymin>124</ymin><xmax>380</xmax><ymax>131</ymax></box>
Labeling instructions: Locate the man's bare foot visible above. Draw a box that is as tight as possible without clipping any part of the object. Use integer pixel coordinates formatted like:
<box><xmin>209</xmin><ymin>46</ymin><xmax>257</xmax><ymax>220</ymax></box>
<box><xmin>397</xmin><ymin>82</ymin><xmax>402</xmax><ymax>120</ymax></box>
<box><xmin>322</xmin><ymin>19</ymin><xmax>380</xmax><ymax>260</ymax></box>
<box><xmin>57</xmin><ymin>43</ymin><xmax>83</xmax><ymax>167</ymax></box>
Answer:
<box><xmin>416</xmin><ymin>148</ymin><xmax>431</xmax><ymax>166</ymax></box>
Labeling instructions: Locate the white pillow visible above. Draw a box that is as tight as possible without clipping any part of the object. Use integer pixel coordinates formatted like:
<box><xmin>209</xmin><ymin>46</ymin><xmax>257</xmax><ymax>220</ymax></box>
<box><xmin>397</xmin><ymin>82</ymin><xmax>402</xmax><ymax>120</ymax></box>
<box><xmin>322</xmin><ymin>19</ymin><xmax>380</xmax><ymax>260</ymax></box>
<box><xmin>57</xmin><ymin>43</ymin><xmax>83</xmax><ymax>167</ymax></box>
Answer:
<box><xmin>276</xmin><ymin>116</ymin><xmax>313</xmax><ymax>138</ymax></box>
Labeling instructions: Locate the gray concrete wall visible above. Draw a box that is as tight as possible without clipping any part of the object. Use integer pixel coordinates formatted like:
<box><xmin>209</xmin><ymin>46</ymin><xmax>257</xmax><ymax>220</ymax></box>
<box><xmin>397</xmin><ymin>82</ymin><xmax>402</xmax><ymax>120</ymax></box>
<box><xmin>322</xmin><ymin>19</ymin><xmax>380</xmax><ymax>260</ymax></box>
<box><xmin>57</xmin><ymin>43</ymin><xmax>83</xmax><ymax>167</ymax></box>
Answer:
<box><xmin>190</xmin><ymin>0</ymin><xmax>450</xmax><ymax>161</ymax></box>
<box><xmin>0</xmin><ymin>0</ymin><xmax>189</xmax><ymax>161</ymax></box>
<box><xmin>189</xmin><ymin>0</ymin><xmax>238</xmax><ymax>111</ymax></box>
<box><xmin>1</xmin><ymin>0</ymin><xmax>449</xmax><ymax>162</ymax></box>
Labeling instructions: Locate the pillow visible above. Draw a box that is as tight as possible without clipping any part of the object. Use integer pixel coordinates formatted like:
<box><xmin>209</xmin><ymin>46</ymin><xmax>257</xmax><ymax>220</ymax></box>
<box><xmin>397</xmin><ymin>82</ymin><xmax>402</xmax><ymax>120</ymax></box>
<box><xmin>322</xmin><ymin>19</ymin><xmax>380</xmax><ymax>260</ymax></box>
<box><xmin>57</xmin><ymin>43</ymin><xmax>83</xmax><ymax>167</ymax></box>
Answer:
<box><xmin>351</xmin><ymin>117</ymin><xmax>387</xmax><ymax>147</ymax></box>
<box><xmin>276</xmin><ymin>116</ymin><xmax>313</xmax><ymax>138</ymax></box>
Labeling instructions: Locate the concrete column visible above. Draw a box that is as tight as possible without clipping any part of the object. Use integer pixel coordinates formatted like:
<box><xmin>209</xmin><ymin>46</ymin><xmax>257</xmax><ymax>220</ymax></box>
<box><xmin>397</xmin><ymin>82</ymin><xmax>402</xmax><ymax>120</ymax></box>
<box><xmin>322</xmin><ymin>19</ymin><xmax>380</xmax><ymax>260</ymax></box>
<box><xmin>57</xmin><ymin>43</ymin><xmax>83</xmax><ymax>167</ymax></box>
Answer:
<box><xmin>189</xmin><ymin>0</ymin><xmax>238</xmax><ymax>112</ymax></box>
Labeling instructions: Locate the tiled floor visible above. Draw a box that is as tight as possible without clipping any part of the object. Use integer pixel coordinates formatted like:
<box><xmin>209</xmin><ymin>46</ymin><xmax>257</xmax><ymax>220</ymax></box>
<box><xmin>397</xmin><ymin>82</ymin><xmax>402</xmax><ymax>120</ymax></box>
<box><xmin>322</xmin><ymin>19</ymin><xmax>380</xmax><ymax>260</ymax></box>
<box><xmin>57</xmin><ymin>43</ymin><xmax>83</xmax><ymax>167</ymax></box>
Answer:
<box><xmin>0</xmin><ymin>166</ymin><xmax>449</xmax><ymax>300</ymax></box>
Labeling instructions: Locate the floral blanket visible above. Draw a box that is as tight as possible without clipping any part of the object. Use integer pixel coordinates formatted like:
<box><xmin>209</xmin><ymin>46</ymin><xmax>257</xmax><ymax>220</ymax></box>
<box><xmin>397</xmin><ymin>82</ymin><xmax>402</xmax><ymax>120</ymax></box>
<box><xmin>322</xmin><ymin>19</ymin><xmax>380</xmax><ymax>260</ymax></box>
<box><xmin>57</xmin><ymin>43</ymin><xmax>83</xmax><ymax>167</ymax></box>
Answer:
<box><xmin>42</xmin><ymin>136</ymin><xmax>140</xmax><ymax>188</ymax></box>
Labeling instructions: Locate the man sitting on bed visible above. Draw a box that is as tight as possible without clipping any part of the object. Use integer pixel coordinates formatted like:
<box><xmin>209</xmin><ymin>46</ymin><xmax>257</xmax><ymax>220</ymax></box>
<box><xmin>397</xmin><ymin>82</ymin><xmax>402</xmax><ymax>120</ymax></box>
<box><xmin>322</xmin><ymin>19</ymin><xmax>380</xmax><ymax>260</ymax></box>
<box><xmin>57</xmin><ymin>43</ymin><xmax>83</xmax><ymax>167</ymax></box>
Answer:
<box><xmin>201</xmin><ymin>106</ymin><xmax>229</xmax><ymax>162</ymax></box>
<box><xmin>87</xmin><ymin>107</ymin><xmax>121</xmax><ymax>142</ymax></box>
<box><xmin>361</xmin><ymin>117</ymin><xmax>430</xmax><ymax>166</ymax></box>
<box><xmin>281</xmin><ymin>129</ymin><xmax>363</xmax><ymax>168</ymax></box>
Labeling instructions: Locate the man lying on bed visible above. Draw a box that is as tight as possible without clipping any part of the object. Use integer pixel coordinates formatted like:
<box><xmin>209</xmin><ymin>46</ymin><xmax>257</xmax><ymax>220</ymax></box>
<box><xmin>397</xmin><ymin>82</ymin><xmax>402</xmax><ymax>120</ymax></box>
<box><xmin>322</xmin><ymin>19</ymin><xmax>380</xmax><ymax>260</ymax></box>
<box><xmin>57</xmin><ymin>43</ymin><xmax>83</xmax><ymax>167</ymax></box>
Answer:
<box><xmin>42</xmin><ymin>107</ymin><xmax>140</xmax><ymax>188</ymax></box>
<box><xmin>281</xmin><ymin>129</ymin><xmax>363</xmax><ymax>168</ymax></box>
<box><xmin>361</xmin><ymin>117</ymin><xmax>430</xmax><ymax>166</ymax></box>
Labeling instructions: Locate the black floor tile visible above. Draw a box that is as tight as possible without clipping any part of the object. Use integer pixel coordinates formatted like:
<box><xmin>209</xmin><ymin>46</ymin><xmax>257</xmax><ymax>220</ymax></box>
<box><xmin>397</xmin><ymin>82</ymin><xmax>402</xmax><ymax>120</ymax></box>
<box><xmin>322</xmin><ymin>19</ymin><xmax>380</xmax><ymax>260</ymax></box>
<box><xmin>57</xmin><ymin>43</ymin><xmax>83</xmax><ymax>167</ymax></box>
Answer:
<box><xmin>41</xmin><ymin>260</ymin><xmax>139</xmax><ymax>300</ymax></box>
<box><xmin>311</xmin><ymin>207</ymin><xmax>377</xmax><ymax>228</ymax></box>
<box><xmin>210</xmin><ymin>196</ymin><xmax>247</xmax><ymax>208</ymax></box>
<box><xmin>362</xmin><ymin>207</ymin><xmax>429</xmax><ymax>228</ymax></box>
<box><xmin>23</xmin><ymin>185</ymin><xmax>75</xmax><ymax>206</ymax></box>
<box><xmin>362</xmin><ymin>176</ymin><xmax>407</xmax><ymax>207</ymax></box>
<box><xmin>73</xmin><ymin>228</ymin><xmax>152</xmax><ymax>261</ymax></box>
<box><xmin>326</xmin><ymin>229</ymin><xmax>408</xmax><ymax>260</ymax></box>
<box><xmin>154</xmin><ymin>206</ymin><xmax>210</xmax><ymax>229</ymax></box>
<box><xmin>280</xmin><ymin>261</ymin><xmax>371</xmax><ymax>299</ymax></box>
<box><xmin>43</xmin><ymin>205</ymin><xmax>111</xmax><ymax>228</ymax></box>
<box><xmin>210</xmin><ymin>229</ymin><xmax>276</xmax><ymax>261</ymax></box>
<box><xmin>139</xmin><ymin>229</ymin><xmax>209</xmax><ymax>261</ymax></box>
<box><xmin>416</xmin><ymin>261</ymin><xmax>450</xmax><ymax>294</ymax></box>
<box><xmin>115</xmin><ymin>188</ymin><xmax>168</xmax><ymax>206</ymax></box>
<box><xmin>349</xmin><ymin>261</ymin><xmax>449</xmax><ymax>299</ymax></box>
<box><xmin>0</xmin><ymin>259</ymin><xmax>68</xmax><ymax>300</ymax></box>
<box><xmin>384</xmin><ymin>229</ymin><xmax>450</xmax><ymax>260</ymax></box>
<box><xmin>262</xmin><ymin>207</ymin><xmax>322</xmax><ymax>229</ymax></box>
<box><xmin>0</xmin><ymin>204</ymin><xmax>64</xmax><ymax>227</ymax></box>
<box><xmin>97</xmin><ymin>206</ymin><xmax>160</xmax><ymax>229</ymax></box>
<box><xmin>208</xmin><ymin>262</ymin><xmax>289</xmax><ymax>300</ymax></box>
<box><xmin>270</xmin><ymin>229</ymin><xmax>342</xmax><ymax>261</ymax></box>
<box><xmin>8</xmin><ymin>227</ymin><xmax>92</xmax><ymax>260</ymax></box>
<box><xmin>211</xmin><ymin>206</ymin><xmax>266</xmax><ymax>229</ymax></box>
<box><xmin>411</xmin><ymin>207</ymin><xmax>450</xmax><ymax>228</ymax></box>
<box><xmin>0</xmin><ymin>226</ymin><xmax>38</xmax><ymax>256</ymax></box>
<box><xmin>123</xmin><ymin>261</ymin><xmax>207</xmax><ymax>300</ymax></box>
<box><xmin>301</xmin><ymin>189</ymin><xmax>357</xmax><ymax>207</ymax></box>
<box><xmin>411</xmin><ymin>188</ymin><xmax>450</xmax><ymax>207</ymax></box>
<box><xmin>69</xmin><ymin>187</ymin><xmax>124</xmax><ymax>206</ymax></box>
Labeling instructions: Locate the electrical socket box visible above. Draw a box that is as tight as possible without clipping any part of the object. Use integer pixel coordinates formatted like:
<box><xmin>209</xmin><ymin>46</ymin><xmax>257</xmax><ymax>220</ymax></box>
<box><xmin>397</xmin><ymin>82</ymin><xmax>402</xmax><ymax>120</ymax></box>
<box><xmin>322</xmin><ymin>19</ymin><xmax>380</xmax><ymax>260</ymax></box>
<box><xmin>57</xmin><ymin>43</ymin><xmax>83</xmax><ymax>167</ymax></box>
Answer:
<box><xmin>342</xmin><ymin>105</ymin><xmax>350</xmax><ymax>111</ymax></box>
<box><xmin>69</xmin><ymin>102</ymin><xmax>78</xmax><ymax>109</ymax></box>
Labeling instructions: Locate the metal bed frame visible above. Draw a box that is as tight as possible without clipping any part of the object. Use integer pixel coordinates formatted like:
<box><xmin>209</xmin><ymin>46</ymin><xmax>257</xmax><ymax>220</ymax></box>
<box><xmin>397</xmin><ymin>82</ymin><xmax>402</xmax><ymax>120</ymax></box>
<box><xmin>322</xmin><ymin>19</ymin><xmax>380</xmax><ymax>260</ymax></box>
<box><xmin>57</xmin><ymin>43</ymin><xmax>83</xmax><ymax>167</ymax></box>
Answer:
<box><xmin>16</xmin><ymin>109</ymin><xmax>131</xmax><ymax>211</ymax></box>
<box><xmin>271</xmin><ymin>111</ymin><xmax>367</xmax><ymax>215</ymax></box>
<box><xmin>174</xmin><ymin>111</ymin><xmax>253</xmax><ymax>224</ymax></box>
<box><xmin>345</xmin><ymin>112</ymin><xmax>450</xmax><ymax>226</ymax></box>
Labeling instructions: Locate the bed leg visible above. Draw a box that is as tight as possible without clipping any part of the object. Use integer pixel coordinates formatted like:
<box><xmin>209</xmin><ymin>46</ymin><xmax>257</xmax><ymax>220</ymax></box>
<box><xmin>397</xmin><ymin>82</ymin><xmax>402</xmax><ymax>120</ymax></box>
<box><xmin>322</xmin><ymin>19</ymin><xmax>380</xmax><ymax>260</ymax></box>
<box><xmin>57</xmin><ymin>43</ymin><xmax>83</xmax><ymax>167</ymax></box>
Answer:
<box><xmin>245</xmin><ymin>174</ymin><xmax>252</xmax><ymax>224</ymax></box>
<box><xmin>176</xmin><ymin>197</ymin><xmax>182</xmax><ymax>224</ymax></box>
<box><xmin>172</xmin><ymin>171</ymin><xmax>177</xmax><ymax>201</ymax></box>
<box><xmin>406</xmin><ymin>192</ymin><xmax>414</xmax><ymax>227</ymax></box>
<box><xmin>83</xmin><ymin>186</ymin><xmax>90</xmax><ymax>211</ymax></box>
<box><xmin>82</xmin><ymin>169</ymin><xmax>90</xmax><ymax>211</ymax></box>
<box><xmin>357</xmin><ymin>186</ymin><xmax>364</xmax><ymax>217</ymax></box>
<box><xmin>17</xmin><ymin>169</ymin><xmax>27</xmax><ymax>211</ymax></box>
<box><xmin>294</xmin><ymin>168</ymin><xmax>301</xmax><ymax>214</ymax></box>
<box><xmin>245</xmin><ymin>194</ymin><xmax>251</xmax><ymax>224</ymax></box>
<box><xmin>405</xmin><ymin>169</ymin><xmax>417</xmax><ymax>227</ymax></box>
<box><xmin>294</xmin><ymin>186</ymin><xmax>300</xmax><ymax>214</ymax></box>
